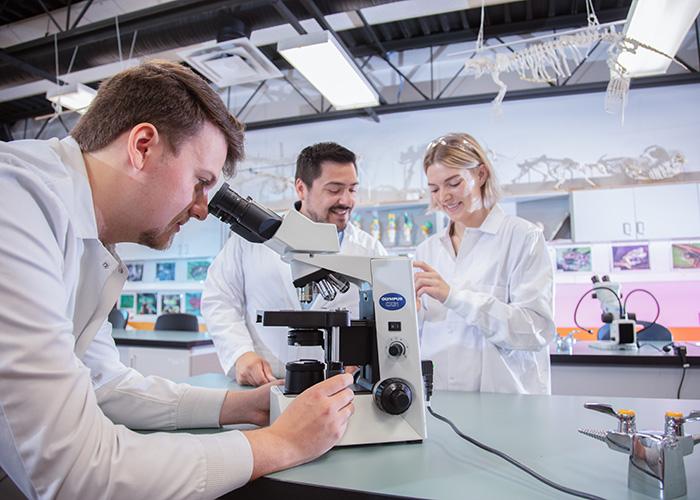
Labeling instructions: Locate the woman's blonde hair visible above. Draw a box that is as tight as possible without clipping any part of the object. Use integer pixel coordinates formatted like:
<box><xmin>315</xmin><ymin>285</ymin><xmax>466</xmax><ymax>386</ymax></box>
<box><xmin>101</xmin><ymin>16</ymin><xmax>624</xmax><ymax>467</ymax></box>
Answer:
<box><xmin>423</xmin><ymin>132</ymin><xmax>501</xmax><ymax>210</ymax></box>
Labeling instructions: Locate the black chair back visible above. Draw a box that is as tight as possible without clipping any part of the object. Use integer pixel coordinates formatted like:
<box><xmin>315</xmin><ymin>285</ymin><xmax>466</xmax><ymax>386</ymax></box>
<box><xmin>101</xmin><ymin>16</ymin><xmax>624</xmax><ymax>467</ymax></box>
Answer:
<box><xmin>154</xmin><ymin>313</ymin><xmax>199</xmax><ymax>332</ymax></box>
<box><xmin>108</xmin><ymin>308</ymin><xmax>128</xmax><ymax>329</ymax></box>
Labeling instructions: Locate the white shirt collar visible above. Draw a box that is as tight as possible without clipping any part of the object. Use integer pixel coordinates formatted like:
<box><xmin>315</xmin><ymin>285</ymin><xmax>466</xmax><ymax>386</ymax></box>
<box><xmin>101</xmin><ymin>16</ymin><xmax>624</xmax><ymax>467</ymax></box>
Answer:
<box><xmin>51</xmin><ymin>136</ymin><xmax>100</xmax><ymax>240</ymax></box>
<box><xmin>439</xmin><ymin>203</ymin><xmax>506</xmax><ymax>244</ymax></box>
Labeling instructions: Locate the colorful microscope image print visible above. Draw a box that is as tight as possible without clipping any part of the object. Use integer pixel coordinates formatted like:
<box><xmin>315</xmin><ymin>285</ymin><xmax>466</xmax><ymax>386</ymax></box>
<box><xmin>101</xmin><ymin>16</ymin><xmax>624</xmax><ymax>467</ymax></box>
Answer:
<box><xmin>185</xmin><ymin>292</ymin><xmax>202</xmax><ymax>316</ymax></box>
<box><xmin>160</xmin><ymin>294</ymin><xmax>182</xmax><ymax>314</ymax></box>
<box><xmin>555</xmin><ymin>246</ymin><xmax>592</xmax><ymax>272</ymax></box>
<box><xmin>672</xmin><ymin>243</ymin><xmax>700</xmax><ymax>269</ymax></box>
<box><xmin>126</xmin><ymin>263</ymin><xmax>144</xmax><ymax>282</ymax></box>
<box><xmin>612</xmin><ymin>244</ymin><xmax>650</xmax><ymax>271</ymax></box>
<box><xmin>187</xmin><ymin>260</ymin><xmax>211</xmax><ymax>282</ymax></box>
<box><xmin>136</xmin><ymin>293</ymin><xmax>157</xmax><ymax>315</ymax></box>
<box><xmin>155</xmin><ymin>262</ymin><xmax>176</xmax><ymax>281</ymax></box>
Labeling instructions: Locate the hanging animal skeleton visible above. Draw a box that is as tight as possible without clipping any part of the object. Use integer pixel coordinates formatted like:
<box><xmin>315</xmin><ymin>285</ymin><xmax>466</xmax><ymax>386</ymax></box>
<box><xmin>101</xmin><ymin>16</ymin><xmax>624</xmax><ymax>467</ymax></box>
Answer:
<box><xmin>463</xmin><ymin>0</ymin><xmax>683</xmax><ymax>120</ymax></box>
<box><xmin>511</xmin><ymin>145</ymin><xmax>685</xmax><ymax>188</ymax></box>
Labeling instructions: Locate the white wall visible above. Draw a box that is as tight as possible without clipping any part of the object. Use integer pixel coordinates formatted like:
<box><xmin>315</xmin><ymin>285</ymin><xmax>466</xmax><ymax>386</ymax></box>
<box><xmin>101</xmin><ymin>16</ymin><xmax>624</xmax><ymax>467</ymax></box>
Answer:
<box><xmin>234</xmin><ymin>83</ymin><xmax>700</xmax><ymax>208</ymax></box>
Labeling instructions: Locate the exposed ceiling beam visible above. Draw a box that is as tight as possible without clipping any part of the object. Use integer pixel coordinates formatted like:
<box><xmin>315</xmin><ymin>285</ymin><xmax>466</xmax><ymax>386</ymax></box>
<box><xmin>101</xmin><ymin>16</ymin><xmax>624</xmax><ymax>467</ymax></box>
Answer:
<box><xmin>0</xmin><ymin>48</ymin><xmax>66</xmax><ymax>85</ymax></box>
<box><xmin>346</xmin><ymin>8</ymin><xmax>630</xmax><ymax>58</ymax></box>
<box><xmin>70</xmin><ymin>0</ymin><xmax>94</xmax><ymax>31</ymax></box>
<box><xmin>272</xmin><ymin>0</ymin><xmax>307</xmax><ymax>35</ymax></box>
<box><xmin>245</xmin><ymin>71</ymin><xmax>700</xmax><ymax>131</ymax></box>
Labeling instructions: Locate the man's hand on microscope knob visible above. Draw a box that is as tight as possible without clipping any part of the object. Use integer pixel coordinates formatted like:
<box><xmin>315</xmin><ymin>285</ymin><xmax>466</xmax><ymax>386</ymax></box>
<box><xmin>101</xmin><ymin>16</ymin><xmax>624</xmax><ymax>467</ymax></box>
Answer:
<box><xmin>244</xmin><ymin>373</ymin><xmax>355</xmax><ymax>479</ymax></box>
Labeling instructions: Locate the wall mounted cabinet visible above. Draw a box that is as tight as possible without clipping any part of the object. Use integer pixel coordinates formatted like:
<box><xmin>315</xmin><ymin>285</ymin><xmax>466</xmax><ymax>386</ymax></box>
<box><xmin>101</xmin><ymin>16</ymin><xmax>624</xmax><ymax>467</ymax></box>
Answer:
<box><xmin>572</xmin><ymin>183</ymin><xmax>700</xmax><ymax>243</ymax></box>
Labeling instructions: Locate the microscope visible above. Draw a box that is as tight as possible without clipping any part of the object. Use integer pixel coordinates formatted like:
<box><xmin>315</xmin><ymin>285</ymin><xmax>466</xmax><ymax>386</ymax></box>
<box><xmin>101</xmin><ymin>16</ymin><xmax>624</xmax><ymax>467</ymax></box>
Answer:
<box><xmin>589</xmin><ymin>275</ymin><xmax>638</xmax><ymax>350</ymax></box>
<box><xmin>208</xmin><ymin>183</ymin><xmax>427</xmax><ymax>446</ymax></box>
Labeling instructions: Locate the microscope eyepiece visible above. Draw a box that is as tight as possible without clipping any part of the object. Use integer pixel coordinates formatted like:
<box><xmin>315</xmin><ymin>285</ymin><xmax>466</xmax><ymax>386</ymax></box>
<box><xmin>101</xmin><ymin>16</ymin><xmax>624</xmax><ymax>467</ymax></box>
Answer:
<box><xmin>208</xmin><ymin>183</ymin><xmax>282</xmax><ymax>243</ymax></box>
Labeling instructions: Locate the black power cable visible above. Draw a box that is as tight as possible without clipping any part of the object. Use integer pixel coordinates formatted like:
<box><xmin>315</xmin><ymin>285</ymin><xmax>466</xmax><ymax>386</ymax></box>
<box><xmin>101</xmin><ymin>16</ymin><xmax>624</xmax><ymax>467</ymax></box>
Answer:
<box><xmin>672</xmin><ymin>345</ymin><xmax>689</xmax><ymax>399</ymax></box>
<box><xmin>573</xmin><ymin>286</ymin><xmax>623</xmax><ymax>334</ymax></box>
<box><xmin>426</xmin><ymin>406</ymin><xmax>605</xmax><ymax>500</ymax></box>
<box><xmin>622</xmin><ymin>288</ymin><xmax>660</xmax><ymax>335</ymax></box>
<box><xmin>420</xmin><ymin>361</ymin><xmax>605</xmax><ymax>500</ymax></box>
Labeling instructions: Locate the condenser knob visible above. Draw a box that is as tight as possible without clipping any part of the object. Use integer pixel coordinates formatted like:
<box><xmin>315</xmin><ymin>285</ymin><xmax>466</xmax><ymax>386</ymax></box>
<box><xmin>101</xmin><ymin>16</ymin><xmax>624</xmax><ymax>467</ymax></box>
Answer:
<box><xmin>388</xmin><ymin>341</ymin><xmax>405</xmax><ymax>357</ymax></box>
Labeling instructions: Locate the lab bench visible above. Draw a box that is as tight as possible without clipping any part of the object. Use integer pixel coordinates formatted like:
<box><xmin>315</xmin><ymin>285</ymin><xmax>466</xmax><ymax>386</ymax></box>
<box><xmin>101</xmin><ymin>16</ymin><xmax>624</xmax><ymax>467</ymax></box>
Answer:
<box><xmin>112</xmin><ymin>330</ymin><xmax>699</xmax><ymax>398</ymax></box>
<box><xmin>186</xmin><ymin>373</ymin><xmax>700</xmax><ymax>500</ymax></box>
<box><xmin>551</xmin><ymin>341</ymin><xmax>700</xmax><ymax>399</ymax></box>
<box><xmin>112</xmin><ymin>329</ymin><xmax>222</xmax><ymax>382</ymax></box>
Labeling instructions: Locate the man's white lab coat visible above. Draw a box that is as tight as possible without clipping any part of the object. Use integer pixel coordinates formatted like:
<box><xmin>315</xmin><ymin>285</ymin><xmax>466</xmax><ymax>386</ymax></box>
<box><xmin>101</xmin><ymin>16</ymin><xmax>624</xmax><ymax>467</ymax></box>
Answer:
<box><xmin>0</xmin><ymin>137</ymin><xmax>252</xmax><ymax>499</ymax></box>
<box><xmin>416</xmin><ymin>204</ymin><xmax>555</xmax><ymax>394</ymax></box>
<box><xmin>202</xmin><ymin>215</ymin><xmax>386</xmax><ymax>379</ymax></box>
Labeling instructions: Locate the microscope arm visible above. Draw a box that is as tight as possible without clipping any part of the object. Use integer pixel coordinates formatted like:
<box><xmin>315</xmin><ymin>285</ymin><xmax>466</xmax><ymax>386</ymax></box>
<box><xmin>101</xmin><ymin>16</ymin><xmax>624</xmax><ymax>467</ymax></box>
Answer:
<box><xmin>290</xmin><ymin>254</ymin><xmax>372</xmax><ymax>285</ymax></box>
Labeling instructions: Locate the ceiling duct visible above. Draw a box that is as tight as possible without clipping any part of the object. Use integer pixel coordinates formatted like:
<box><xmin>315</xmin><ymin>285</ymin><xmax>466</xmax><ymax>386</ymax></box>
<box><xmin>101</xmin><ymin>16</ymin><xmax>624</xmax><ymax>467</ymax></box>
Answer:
<box><xmin>179</xmin><ymin>38</ymin><xmax>282</xmax><ymax>88</ymax></box>
<box><xmin>177</xmin><ymin>13</ymin><xmax>281</xmax><ymax>89</ymax></box>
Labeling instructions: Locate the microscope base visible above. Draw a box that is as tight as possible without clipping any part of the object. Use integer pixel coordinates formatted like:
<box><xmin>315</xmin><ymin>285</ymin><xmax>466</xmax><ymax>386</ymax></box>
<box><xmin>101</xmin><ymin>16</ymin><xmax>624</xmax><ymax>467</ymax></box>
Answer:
<box><xmin>269</xmin><ymin>385</ymin><xmax>426</xmax><ymax>446</ymax></box>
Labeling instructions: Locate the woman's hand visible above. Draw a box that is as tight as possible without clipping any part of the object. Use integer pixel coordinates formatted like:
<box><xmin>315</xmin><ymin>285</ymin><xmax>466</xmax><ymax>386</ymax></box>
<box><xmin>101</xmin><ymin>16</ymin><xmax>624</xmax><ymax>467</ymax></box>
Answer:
<box><xmin>413</xmin><ymin>261</ymin><xmax>450</xmax><ymax>303</ymax></box>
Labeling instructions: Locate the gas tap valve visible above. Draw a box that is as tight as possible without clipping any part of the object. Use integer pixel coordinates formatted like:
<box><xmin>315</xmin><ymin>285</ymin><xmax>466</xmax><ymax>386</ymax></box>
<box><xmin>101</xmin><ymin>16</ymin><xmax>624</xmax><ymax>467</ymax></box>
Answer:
<box><xmin>579</xmin><ymin>402</ymin><xmax>700</xmax><ymax>499</ymax></box>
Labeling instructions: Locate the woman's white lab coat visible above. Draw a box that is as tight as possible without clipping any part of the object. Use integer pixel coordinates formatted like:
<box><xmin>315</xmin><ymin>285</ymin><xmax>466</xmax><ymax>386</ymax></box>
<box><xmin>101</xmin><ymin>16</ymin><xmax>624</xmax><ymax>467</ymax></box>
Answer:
<box><xmin>416</xmin><ymin>204</ymin><xmax>555</xmax><ymax>394</ymax></box>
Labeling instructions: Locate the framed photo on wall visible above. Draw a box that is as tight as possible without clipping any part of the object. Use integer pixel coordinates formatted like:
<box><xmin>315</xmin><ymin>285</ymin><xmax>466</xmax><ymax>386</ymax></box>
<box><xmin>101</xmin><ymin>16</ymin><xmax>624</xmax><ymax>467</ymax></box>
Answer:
<box><xmin>187</xmin><ymin>260</ymin><xmax>211</xmax><ymax>282</ymax></box>
<box><xmin>155</xmin><ymin>262</ymin><xmax>176</xmax><ymax>281</ymax></box>
<box><xmin>119</xmin><ymin>293</ymin><xmax>135</xmax><ymax>311</ymax></box>
<box><xmin>672</xmin><ymin>242</ymin><xmax>700</xmax><ymax>270</ymax></box>
<box><xmin>160</xmin><ymin>293</ymin><xmax>182</xmax><ymax>314</ymax></box>
<box><xmin>612</xmin><ymin>244</ymin><xmax>650</xmax><ymax>271</ymax></box>
<box><xmin>126</xmin><ymin>263</ymin><xmax>144</xmax><ymax>282</ymax></box>
<box><xmin>555</xmin><ymin>246</ymin><xmax>592</xmax><ymax>272</ymax></box>
<box><xmin>185</xmin><ymin>292</ymin><xmax>202</xmax><ymax>316</ymax></box>
<box><xmin>136</xmin><ymin>293</ymin><xmax>157</xmax><ymax>315</ymax></box>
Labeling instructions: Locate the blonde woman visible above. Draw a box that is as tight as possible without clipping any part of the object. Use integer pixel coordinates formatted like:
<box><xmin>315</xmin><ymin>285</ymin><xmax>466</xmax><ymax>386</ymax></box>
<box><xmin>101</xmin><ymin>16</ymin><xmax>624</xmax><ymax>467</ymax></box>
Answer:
<box><xmin>414</xmin><ymin>133</ymin><xmax>555</xmax><ymax>394</ymax></box>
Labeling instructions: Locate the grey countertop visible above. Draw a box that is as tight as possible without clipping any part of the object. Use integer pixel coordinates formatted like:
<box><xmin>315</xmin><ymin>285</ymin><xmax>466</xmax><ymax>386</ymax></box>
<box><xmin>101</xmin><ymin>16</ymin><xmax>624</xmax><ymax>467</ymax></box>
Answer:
<box><xmin>187</xmin><ymin>373</ymin><xmax>700</xmax><ymax>500</ymax></box>
<box><xmin>551</xmin><ymin>340</ymin><xmax>700</xmax><ymax>366</ymax></box>
<box><xmin>112</xmin><ymin>329</ymin><xmax>212</xmax><ymax>348</ymax></box>
<box><xmin>112</xmin><ymin>329</ymin><xmax>699</xmax><ymax>368</ymax></box>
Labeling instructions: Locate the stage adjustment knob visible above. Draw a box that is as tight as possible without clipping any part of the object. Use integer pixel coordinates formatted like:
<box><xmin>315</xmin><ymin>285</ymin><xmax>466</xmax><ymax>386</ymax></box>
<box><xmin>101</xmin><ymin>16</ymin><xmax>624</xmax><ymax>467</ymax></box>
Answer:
<box><xmin>388</xmin><ymin>341</ymin><xmax>405</xmax><ymax>357</ymax></box>
<box><xmin>374</xmin><ymin>378</ymin><xmax>412</xmax><ymax>415</ymax></box>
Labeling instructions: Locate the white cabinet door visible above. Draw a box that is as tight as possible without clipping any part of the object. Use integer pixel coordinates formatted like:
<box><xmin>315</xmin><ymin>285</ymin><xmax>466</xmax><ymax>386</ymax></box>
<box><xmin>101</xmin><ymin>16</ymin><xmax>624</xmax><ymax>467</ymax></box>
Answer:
<box><xmin>572</xmin><ymin>188</ymin><xmax>636</xmax><ymax>243</ymax></box>
<box><xmin>126</xmin><ymin>346</ymin><xmax>191</xmax><ymax>382</ymax></box>
<box><xmin>633</xmin><ymin>184</ymin><xmax>700</xmax><ymax>240</ymax></box>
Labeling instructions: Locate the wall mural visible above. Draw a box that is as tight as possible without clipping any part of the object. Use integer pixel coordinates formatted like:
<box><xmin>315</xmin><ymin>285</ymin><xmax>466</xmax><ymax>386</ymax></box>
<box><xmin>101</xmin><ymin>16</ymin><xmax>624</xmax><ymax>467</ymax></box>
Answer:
<box><xmin>511</xmin><ymin>146</ymin><xmax>685</xmax><ymax>189</ymax></box>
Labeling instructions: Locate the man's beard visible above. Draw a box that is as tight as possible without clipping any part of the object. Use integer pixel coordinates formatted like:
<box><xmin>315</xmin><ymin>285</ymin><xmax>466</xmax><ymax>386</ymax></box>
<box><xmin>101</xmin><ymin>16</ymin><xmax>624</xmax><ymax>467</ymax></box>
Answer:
<box><xmin>307</xmin><ymin>204</ymin><xmax>352</xmax><ymax>230</ymax></box>
<box><xmin>138</xmin><ymin>228</ymin><xmax>175</xmax><ymax>250</ymax></box>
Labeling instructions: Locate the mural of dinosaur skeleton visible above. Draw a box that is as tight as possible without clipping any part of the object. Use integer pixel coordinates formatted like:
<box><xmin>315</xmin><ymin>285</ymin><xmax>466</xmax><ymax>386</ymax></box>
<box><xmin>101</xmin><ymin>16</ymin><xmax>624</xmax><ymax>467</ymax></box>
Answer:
<box><xmin>511</xmin><ymin>146</ymin><xmax>685</xmax><ymax>188</ymax></box>
<box><xmin>511</xmin><ymin>154</ymin><xmax>608</xmax><ymax>188</ymax></box>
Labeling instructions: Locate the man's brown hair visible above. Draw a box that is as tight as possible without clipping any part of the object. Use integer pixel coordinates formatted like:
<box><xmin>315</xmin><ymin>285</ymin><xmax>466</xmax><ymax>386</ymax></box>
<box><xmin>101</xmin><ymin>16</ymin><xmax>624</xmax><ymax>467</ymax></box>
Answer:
<box><xmin>72</xmin><ymin>60</ymin><xmax>244</xmax><ymax>177</ymax></box>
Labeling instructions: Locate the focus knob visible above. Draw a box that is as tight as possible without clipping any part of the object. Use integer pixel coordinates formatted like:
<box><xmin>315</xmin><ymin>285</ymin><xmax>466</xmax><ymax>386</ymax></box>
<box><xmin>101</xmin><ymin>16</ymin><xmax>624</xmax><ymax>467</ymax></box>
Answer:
<box><xmin>374</xmin><ymin>378</ymin><xmax>412</xmax><ymax>415</ymax></box>
<box><xmin>388</xmin><ymin>341</ymin><xmax>405</xmax><ymax>357</ymax></box>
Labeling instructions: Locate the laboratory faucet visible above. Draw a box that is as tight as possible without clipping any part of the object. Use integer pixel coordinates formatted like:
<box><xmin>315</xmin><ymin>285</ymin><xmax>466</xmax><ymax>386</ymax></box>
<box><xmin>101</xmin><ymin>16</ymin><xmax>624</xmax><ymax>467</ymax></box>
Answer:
<box><xmin>579</xmin><ymin>403</ymin><xmax>700</xmax><ymax>499</ymax></box>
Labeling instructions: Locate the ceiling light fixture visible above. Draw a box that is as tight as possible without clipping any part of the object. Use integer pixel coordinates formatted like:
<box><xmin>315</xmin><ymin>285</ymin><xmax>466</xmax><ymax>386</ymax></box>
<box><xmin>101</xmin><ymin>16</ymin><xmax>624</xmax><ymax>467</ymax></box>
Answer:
<box><xmin>45</xmin><ymin>82</ymin><xmax>96</xmax><ymax>114</ymax></box>
<box><xmin>617</xmin><ymin>0</ymin><xmax>700</xmax><ymax>77</ymax></box>
<box><xmin>277</xmin><ymin>30</ymin><xmax>379</xmax><ymax>110</ymax></box>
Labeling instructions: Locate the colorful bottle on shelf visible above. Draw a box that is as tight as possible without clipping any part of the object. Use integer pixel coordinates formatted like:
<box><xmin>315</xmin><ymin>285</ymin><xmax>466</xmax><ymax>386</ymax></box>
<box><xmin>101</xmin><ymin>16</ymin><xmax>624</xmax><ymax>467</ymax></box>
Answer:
<box><xmin>420</xmin><ymin>221</ymin><xmax>434</xmax><ymax>241</ymax></box>
<box><xmin>369</xmin><ymin>212</ymin><xmax>381</xmax><ymax>242</ymax></box>
<box><xmin>401</xmin><ymin>212</ymin><xmax>414</xmax><ymax>246</ymax></box>
<box><xmin>386</xmin><ymin>213</ymin><xmax>397</xmax><ymax>246</ymax></box>
<box><xmin>351</xmin><ymin>213</ymin><xmax>363</xmax><ymax>231</ymax></box>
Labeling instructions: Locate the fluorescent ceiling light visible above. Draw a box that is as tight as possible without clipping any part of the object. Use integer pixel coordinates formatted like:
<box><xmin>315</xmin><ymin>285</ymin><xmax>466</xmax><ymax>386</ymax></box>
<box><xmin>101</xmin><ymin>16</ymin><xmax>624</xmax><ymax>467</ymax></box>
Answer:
<box><xmin>278</xmin><ymin>31</ymin><xmax>379</xmax><ymax>110</ymax></box>
<box><xmin>617</xmin><ymin>0</ymin><xmax>700</xmax><ymax>77</ymax></box>
<box><xmin>46</xmin><ymin>82</ymin><xmax>96</xmax><ymax>114</ymax></box>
